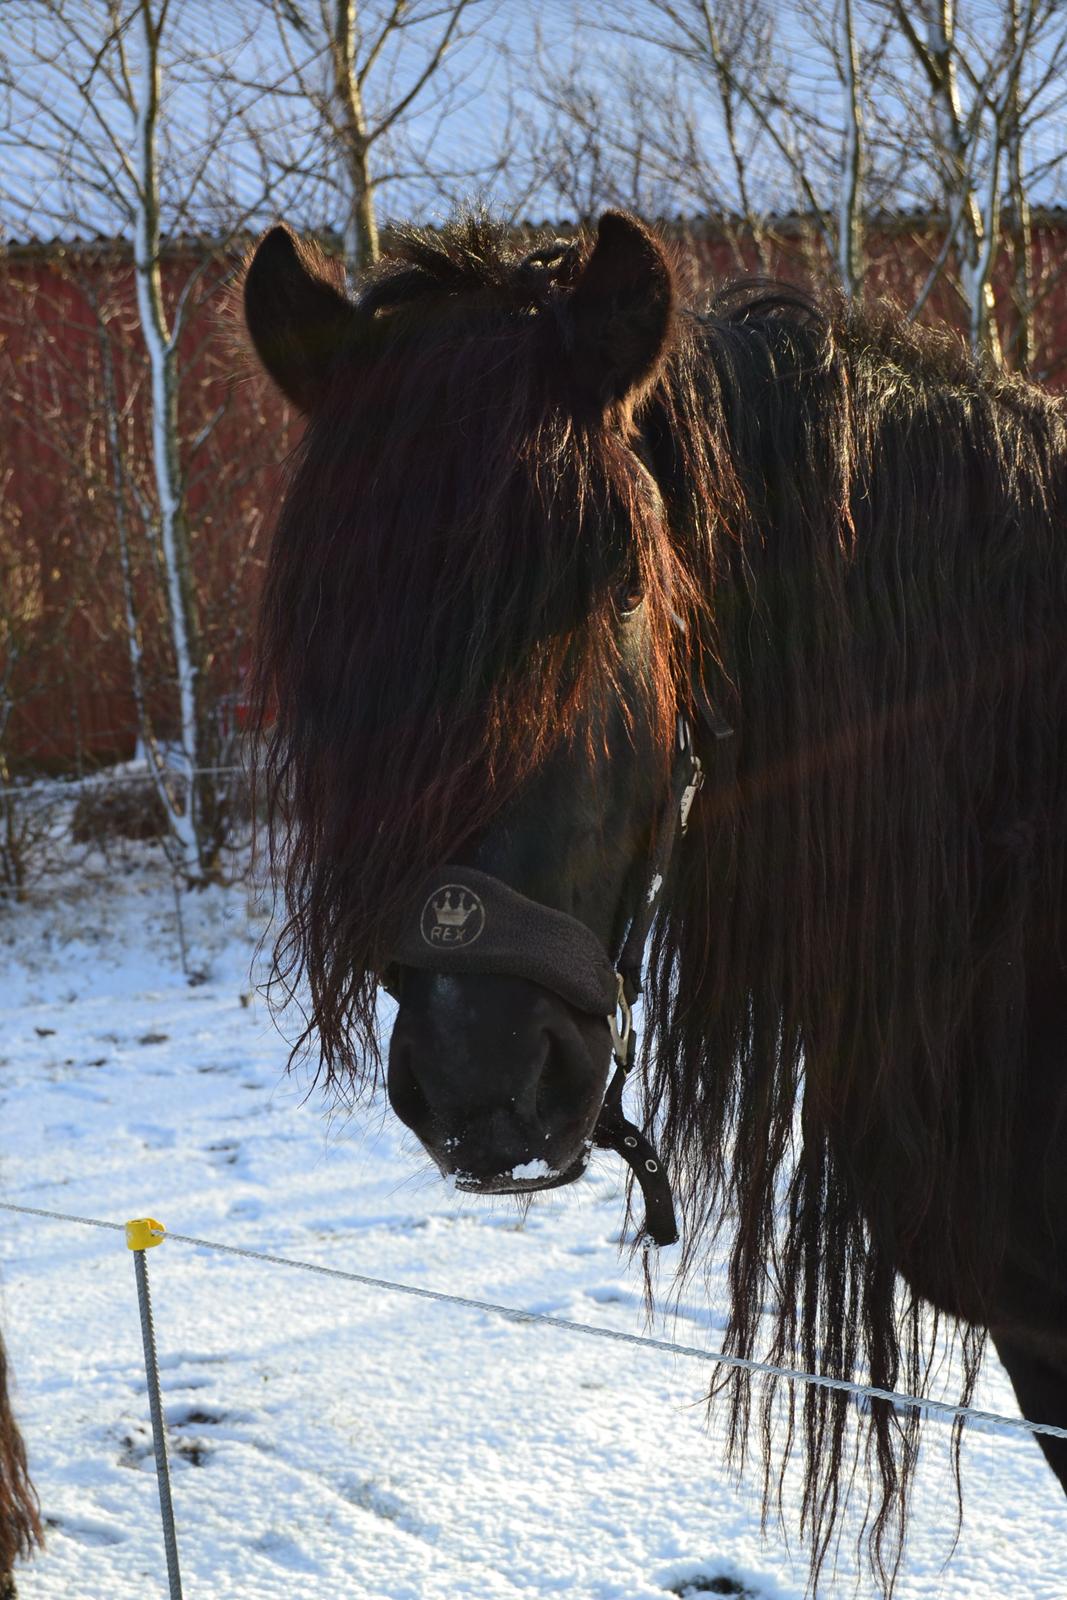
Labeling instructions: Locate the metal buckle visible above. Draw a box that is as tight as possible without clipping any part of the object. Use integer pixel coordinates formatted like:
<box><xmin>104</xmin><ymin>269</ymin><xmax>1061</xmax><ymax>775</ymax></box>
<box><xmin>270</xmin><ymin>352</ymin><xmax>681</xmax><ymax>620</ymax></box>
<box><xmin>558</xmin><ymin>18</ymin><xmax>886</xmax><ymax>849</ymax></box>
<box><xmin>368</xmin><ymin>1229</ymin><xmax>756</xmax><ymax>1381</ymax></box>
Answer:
<box><xmin>679</xmin><ymin>757</ymin><xmax>704</xmax><ymax>834</ymax></box>
<box><xmin>607</xmin><ymin>972</ymin><xmax>633</xmax><ymax>1069</ymax></box>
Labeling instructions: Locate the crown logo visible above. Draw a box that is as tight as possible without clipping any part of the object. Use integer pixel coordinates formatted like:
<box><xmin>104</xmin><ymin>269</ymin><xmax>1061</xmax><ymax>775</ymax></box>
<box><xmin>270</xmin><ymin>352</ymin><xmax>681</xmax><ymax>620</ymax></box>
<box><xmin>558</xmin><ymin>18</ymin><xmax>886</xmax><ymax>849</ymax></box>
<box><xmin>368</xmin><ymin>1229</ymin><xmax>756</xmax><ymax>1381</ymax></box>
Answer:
<box><xmin>433</xmin><ymin>890</ymin><xmax>476</xmax><ymax>928</ymax></box>
<box><xmin>420</xmin><ymin>883</ymin><xmax>486</xmax><ymax>948</ymax></box>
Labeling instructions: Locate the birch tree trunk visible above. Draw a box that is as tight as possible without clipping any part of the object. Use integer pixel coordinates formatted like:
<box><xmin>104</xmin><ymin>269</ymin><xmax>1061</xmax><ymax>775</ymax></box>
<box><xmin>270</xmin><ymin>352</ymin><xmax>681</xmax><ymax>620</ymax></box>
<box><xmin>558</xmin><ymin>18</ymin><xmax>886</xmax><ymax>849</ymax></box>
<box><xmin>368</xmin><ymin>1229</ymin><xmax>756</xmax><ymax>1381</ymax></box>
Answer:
<box><xmin>896</xmin><ymin>0</ymin><xmax>1001</xmax><ymax>358</ymax></box>
<box><xmin>1005</xmin><ymin>0</ymin><xmax>1034</xmax><ymax>372</ymax></box>
<box><xmin>838</xmin><ymin>0</ymin><xmax>864</xmax><ymax>298</ymax></box>
<box><xmin>331</xmin><ymin>0</ymin><xmax>381</xmax><ymax>278</ymax></box>
<box><xmin>925</xmin><ymin>1</ymin><xmax>996</xmax><ymax>353</ymax></box>
<box><xmin>134</xmin><ymin>0</ymin><xmax>208</xmax><ymax>883</ymax></box>
<box><xmin>92</xmin><ymin>287</ymin><xmax>190</xmax><ymax>849</ymax></box>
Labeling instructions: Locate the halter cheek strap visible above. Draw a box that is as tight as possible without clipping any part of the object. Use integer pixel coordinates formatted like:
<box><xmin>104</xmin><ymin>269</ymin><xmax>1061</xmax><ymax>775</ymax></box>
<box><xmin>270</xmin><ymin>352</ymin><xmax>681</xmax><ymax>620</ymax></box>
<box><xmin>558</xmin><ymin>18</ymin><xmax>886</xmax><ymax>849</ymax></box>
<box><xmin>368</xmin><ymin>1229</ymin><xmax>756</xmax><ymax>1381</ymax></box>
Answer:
<box><xmin>589</xmin><ymin>716</ymin><xmax>707</xmax><ymax>1246</ymax></box>
<box><xmin>388</xmin><ymin>715</ymin><xmax>713</xmax><ymax>1249</ymax></box>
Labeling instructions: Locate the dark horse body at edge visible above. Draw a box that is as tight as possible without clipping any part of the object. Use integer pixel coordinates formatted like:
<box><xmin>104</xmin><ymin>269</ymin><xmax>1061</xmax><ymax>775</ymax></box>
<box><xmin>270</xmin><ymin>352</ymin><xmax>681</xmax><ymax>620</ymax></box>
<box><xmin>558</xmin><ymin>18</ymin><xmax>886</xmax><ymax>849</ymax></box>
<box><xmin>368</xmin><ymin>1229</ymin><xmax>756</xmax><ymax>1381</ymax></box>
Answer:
<box><xmin>239</xmin><ymin>211</ymin><xmax>1066</xmax><ymax>1590</ymax></box>
<box><xmin>0</xmin><ymin>1336</ymin><xmax>41</xmax><ymax>1590</ymax></box>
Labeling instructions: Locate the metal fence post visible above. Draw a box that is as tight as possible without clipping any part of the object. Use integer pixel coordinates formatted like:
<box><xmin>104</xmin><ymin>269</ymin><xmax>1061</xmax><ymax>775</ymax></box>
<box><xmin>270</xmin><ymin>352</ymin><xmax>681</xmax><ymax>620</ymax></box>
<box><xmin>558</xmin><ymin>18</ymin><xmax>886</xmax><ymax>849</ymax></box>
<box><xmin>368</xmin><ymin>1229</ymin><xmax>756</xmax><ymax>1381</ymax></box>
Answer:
<box><xmin>127</xmin><ymin>1218</ymin><xmax>184</xmax><ymax>1600</ymax></box>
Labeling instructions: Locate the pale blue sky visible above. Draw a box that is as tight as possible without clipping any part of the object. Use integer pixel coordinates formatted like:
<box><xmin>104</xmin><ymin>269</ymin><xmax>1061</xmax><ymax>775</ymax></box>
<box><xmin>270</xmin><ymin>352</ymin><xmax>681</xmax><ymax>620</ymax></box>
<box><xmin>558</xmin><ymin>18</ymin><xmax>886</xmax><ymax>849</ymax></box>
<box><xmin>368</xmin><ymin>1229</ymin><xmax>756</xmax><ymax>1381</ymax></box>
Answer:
<box><xmin>2</xmin><ymin>0</ymin><xmax>1065</xmax><ymax>245</ymax></box>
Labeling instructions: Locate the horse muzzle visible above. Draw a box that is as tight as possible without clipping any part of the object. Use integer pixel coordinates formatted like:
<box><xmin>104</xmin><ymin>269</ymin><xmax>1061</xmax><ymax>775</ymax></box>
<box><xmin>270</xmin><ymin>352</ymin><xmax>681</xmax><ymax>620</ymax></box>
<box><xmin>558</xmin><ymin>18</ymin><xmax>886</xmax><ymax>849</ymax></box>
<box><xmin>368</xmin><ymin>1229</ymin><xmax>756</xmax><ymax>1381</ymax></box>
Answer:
<box><xmin>386</xmin><ymin>964</ymin><xmax>614</xmax><ymax>1194</ymax></box>
<box><xmin>385</xmin><ymin>862</ymin><xmax>680</xmax><ymax>1246</ymax></box>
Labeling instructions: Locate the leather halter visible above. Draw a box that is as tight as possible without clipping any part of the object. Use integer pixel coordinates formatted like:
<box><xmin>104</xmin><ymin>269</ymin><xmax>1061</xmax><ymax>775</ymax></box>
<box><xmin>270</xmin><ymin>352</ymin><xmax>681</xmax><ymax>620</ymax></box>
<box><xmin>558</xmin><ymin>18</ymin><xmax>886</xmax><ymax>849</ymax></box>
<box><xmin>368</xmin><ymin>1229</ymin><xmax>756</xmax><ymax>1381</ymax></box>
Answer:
<box><xmin>388</xmin><ymin>707</ymin><xmax>729</xmax><ymax>1248</ymax></box>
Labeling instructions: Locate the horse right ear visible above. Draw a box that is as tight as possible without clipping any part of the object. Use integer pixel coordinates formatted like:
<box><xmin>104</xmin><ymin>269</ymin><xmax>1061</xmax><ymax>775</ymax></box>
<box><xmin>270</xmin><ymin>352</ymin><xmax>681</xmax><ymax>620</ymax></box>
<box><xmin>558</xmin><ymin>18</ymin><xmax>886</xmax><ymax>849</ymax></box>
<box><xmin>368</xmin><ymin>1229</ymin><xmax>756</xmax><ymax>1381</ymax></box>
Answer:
<box><xmin>563</xmin><ymin>211</ymin><xmax>675</xmax><ymax>411</ymax></box>
<box><xmin>243</xmin><ymin>226</ymin><xmax>356</xmax><ymax>415</ymax></box>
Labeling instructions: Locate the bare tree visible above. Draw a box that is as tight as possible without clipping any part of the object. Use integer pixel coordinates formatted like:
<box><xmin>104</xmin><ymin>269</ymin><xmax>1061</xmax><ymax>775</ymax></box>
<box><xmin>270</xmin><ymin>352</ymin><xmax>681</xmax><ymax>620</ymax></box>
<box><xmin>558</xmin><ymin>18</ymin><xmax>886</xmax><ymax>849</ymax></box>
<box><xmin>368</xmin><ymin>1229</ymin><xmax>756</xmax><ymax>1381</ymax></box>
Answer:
<box><xmin>0</xmin><ymin>1</ymin><xmax>301</xmax><ymax>885</ymax></box>
<box><xmin>511</xmin><ymin>0</ymin><xmax>1067</xmax><ymax>364</ymax></box>
<box><xmin>1004</xmin><ymin>0</ymin><xmax>1034</xmax><ymax>371</ymax></box>
<box><xmin>261</xmin><ymin>0</ymin><xmax>491</xmax><ymax>279</ymax></box>
<box><xmin>519</xmin><ymin>0</ymin><xmax>893</xmax><ymax>293</ymax></box>
<box><xmin>838</xmin><ymin>0</ymin><xmax>864</xmax><ymax>296</ymax></box>
<box><xmin>858</xmin><ymin>0</ymin><xmax>1067</xmax><ymax>358</ymax></box>
<box><xmin>0</xmin><ymin>0</ymin><xmax>514</xmax><ymax>893</ymax></box>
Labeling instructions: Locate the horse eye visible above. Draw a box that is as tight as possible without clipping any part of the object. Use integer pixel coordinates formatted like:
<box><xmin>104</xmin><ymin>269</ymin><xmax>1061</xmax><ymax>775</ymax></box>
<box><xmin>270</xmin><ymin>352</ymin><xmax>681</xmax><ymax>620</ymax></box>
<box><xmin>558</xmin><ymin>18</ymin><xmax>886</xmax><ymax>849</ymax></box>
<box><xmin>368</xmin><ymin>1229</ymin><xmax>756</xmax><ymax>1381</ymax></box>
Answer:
<box><xmin>614</xmin><ymin>560</ymin><xmax>643</xmax><ymax>616</ymax></box>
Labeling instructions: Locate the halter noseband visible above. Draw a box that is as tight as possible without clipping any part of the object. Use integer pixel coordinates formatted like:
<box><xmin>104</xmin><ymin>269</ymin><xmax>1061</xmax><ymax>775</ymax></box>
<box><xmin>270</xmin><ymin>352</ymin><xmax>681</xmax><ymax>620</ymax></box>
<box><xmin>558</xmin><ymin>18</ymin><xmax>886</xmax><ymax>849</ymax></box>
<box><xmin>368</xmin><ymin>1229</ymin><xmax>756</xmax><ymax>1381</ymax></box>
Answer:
<box><xmin>388</xmin><ymin>710</ymin><xmax>725</xmax><ymax>1248</ymax></box>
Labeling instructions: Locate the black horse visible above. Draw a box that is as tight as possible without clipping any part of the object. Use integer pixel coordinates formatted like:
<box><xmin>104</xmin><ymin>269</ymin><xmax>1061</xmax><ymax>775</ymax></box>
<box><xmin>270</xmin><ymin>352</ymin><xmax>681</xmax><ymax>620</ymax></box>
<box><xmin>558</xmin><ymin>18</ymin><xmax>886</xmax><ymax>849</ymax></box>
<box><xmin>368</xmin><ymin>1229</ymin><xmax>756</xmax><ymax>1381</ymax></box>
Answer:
<box><xmin>244</xmin><ymin>211</ymin><xmax>1067</xmax><ymax>1590</ymax></box>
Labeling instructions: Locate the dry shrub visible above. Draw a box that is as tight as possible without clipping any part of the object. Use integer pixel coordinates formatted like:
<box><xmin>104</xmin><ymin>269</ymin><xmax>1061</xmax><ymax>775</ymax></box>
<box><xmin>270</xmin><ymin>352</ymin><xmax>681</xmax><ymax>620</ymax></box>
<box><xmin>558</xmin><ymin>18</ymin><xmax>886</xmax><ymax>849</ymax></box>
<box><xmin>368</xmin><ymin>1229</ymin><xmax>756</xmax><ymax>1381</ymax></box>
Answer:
<box><xmin>70</xmin><ymin>776</ymin><xmax>181</xmax><ymax>845</ymax></box>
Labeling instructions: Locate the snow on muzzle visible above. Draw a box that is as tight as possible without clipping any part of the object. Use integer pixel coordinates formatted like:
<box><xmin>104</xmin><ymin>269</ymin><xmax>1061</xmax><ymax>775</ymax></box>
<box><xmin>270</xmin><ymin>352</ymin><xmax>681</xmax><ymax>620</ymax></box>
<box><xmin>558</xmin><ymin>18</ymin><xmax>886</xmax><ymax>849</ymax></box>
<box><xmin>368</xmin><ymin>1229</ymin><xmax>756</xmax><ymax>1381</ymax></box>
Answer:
<box><xmin>385</xmin><ymin>867</ymin><xmax>618</xmax><ymax>1194</ymax></box>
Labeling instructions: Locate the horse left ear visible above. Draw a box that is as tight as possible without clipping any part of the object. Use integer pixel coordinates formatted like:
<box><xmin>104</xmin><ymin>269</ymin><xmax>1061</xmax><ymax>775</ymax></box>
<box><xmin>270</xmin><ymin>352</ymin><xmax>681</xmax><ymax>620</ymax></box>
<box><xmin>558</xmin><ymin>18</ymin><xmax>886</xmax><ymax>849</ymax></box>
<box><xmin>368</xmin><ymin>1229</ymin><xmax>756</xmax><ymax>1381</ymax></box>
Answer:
<box><xmin>565</xmin><ymin>211</ymin><xmax>675</xmax><ymax>409</ymax></box>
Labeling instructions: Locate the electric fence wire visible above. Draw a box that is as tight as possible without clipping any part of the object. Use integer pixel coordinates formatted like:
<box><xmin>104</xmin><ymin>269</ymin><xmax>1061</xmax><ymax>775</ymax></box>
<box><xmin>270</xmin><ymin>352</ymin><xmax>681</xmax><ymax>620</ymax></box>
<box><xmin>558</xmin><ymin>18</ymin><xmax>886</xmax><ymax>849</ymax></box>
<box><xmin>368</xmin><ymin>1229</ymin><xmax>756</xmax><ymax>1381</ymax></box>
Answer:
<box><xmin>1</xmin><ymin>1199</ymin><xmax>1065</xmax><ymax>1445</ymax></box>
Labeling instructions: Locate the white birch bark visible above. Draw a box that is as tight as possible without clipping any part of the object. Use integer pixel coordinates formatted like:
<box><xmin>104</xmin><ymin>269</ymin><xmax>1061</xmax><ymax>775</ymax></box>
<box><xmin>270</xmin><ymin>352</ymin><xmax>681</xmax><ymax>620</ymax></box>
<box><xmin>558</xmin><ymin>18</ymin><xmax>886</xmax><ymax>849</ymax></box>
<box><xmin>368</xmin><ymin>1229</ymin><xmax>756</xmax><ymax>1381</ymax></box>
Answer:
<box><xmin>838</xmin><ymin>0</ymin><xmax>863</xmax><ymax>298</ymax></box>
<box><xmin>894</xmin><ymin>0</ymin><xmax>1002</xmax><ymax>357</ymax></box>
<box><xmin>92</xmin><ymin>289</ymin><xmax>189</xmax><ymax>853</ymax></box>
<box><xmin>924</xmin><ymin>1</ymin><xmax>992</xmax><ymax>350</ymax></box>
<box><xmin>1005</xmin><ymin>0</ymin><xmax>1034</xmax><ymax>370</ymax></box>
<box><xmin>133</xmin><ymin>0</ymin><xmax>204</xmax><ymax>882</ymax></box>
<box><xmin>331</xmin><ymin>0</ymin><xmax>381</xmax><ymax>277</ymax></box>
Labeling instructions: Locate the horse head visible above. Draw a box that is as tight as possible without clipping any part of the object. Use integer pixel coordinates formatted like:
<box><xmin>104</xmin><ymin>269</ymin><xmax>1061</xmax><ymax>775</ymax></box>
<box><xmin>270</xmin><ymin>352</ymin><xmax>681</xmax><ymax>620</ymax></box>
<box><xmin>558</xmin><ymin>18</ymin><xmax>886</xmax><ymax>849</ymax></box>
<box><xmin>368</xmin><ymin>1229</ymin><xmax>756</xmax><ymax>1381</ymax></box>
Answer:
<box><xmin>244</xmin><ymin>212</ymin><xmax>701</xmax><ymax>1232</ymax></box>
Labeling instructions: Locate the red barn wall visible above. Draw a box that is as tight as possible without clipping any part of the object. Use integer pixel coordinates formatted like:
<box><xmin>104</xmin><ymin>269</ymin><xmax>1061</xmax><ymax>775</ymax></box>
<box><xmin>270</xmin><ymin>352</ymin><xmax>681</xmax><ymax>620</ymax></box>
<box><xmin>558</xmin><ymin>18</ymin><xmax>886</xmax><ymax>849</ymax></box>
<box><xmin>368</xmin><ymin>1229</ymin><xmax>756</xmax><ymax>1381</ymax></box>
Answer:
<box><xmin>0</xmin><ymin>243</ymin><xmax>297</xmax><ymax>771</ymax></box>
<box><xmin>2</xmin><ymin>221</ymin><xmax>1065</xmax><ymax>772</ymax></box>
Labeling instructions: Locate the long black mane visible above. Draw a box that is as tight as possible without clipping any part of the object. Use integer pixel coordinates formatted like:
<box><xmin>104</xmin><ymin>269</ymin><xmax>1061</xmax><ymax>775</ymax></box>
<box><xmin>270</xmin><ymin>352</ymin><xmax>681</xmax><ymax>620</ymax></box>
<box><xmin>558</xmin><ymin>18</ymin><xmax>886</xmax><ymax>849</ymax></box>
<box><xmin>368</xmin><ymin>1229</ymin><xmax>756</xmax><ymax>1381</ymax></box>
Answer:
<box><xmin>644</xmin><ymin>277</ymin><xmax>1066</xmax><ymax>1585</ymax></box>
<box><xmin>251</xmin><ymin>217</ymin><xmax>1067</xmax><ymax>1590</ymax></box>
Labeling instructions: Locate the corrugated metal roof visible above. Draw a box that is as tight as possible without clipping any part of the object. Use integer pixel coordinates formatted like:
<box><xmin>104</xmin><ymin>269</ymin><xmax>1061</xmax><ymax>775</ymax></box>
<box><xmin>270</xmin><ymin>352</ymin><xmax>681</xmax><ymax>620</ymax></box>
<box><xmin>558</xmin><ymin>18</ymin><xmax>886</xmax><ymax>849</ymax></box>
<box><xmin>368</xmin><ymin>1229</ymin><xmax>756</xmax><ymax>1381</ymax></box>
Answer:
<box><xmin>11</xmin><ymin>204</ymin><xmax>1067</xmax><ymax>259</ymax></box>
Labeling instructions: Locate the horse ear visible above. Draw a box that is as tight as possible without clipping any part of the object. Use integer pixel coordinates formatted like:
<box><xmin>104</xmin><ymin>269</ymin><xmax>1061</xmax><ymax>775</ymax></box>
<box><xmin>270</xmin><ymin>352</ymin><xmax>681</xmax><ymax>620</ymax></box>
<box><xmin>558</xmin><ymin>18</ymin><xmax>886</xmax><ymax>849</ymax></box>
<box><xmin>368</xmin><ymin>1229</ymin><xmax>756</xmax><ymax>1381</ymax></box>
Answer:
<box><xmin>243</xmin><ymin>225</ymin><xmax>355</xmax><ymax>415</ymax></box>
<box><xmin>565</xmin><ymin>211</ymin><xmax>675</xmax><ymax>409</ymax></box>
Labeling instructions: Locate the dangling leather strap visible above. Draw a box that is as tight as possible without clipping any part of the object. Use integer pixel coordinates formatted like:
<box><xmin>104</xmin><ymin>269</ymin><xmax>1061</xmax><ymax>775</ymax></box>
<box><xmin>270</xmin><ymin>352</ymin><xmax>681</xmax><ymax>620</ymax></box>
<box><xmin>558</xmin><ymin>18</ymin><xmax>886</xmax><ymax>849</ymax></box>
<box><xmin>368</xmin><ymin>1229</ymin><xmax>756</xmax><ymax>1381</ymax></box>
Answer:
<box><xmin>593</xmin><ymin>1034</ymin><xmax>678</xmax><ymax>1248</ymax></box>
<box><xmin>615</xmin><ymin>715</ymin><xmax>704</xmax><ymax>1006</ymax></box>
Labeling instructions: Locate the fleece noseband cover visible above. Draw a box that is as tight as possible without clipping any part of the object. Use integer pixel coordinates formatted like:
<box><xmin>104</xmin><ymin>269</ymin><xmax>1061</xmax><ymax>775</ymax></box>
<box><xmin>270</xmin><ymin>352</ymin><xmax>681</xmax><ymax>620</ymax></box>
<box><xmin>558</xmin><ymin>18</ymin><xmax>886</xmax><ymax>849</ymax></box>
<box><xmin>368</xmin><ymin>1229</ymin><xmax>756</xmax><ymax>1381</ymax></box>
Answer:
<box><xmin>388</xmin><ymin>863</ymin><xmax>681</xmax><ymax>1248</ymax></box>
<box><xmin>389</xmin><ymin>866</ymin><xmax>620</xmax><ymax>1016</ymax></box>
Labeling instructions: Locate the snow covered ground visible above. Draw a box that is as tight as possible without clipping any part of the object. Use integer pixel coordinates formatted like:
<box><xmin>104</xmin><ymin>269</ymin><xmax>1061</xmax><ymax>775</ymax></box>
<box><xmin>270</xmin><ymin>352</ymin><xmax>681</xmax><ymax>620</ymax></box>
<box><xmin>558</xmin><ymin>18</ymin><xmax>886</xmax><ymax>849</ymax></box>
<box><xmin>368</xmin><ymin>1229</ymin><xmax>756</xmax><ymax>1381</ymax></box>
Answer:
<box><xmin>1</xmin><ymin>842</ymin><xmax>1065</xmax><ymax>1600</ymax></box>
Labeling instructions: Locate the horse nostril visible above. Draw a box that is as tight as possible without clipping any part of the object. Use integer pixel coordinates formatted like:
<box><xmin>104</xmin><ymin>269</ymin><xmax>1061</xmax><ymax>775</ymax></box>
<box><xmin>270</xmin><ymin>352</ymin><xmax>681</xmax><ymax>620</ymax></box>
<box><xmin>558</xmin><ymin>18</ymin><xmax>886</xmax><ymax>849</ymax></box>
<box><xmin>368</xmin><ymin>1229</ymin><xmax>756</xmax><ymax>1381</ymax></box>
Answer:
<box><xmin>535</xmin><ymin>1032</ymin><xmax>582</xmax><ymax>1136</ymax></box>
<box><xmin>387</xmin><ymin>1038</ymin><xmax>432</xmax><ymax>1136</ymax></box>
